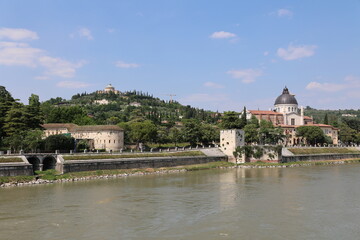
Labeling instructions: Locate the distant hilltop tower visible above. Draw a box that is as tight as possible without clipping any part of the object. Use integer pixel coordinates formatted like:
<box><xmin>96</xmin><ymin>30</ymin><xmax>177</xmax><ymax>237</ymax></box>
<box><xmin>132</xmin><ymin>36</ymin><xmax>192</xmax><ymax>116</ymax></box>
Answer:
<box><xmin>97</xmin><ymin>84</ymin><xmax>121</xmax><ymax>94</ymax></box>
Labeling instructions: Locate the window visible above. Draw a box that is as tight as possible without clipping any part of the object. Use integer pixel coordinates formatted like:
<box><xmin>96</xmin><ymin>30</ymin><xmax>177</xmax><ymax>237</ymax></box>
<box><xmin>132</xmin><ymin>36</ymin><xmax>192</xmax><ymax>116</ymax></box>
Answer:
<box><xmin>288</xmin><ymin>107</ymin><xmax>290</xmax><ymax>112</ymax></box>
<box><xmin>291</xmin><ymin>118</ymin><xmax>295</xmax><ymax>125</ymax></box>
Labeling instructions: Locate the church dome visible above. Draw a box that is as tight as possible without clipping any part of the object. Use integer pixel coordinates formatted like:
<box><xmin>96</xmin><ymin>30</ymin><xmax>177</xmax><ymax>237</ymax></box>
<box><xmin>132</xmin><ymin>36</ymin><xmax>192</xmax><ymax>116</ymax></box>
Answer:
<box><xmin>274</xmin><ymin>87</ymin><xmax>298</xmax><ymax>105</ymax></box>
<box><xmin>105</xmin><ymin>84</ymin><xmax>114</xmax><ymax>90</ymax></box>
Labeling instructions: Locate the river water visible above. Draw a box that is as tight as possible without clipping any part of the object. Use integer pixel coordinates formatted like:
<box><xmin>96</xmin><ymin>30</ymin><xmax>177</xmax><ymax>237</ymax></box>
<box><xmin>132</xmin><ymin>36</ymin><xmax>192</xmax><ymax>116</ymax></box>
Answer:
<box><xmin>1</xmin><ymin>164</ymin><xmax>360</xmax><ymax>240</ymax></box>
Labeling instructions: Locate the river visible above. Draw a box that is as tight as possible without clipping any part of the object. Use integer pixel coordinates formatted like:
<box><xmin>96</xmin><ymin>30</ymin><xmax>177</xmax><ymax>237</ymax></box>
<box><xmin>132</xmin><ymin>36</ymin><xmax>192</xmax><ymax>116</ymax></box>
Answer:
<box><xmin>1</xmin><ymin>164</ymin><xmax>360</xmax><ymax>240</ymax></box>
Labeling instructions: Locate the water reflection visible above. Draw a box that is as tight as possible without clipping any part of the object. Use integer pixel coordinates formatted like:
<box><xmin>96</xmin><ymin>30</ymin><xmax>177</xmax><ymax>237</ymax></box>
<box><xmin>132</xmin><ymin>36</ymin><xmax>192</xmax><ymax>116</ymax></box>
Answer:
<box><xmin>1</xmin><ymin>165</ymin><xmax>360</xmax><ymax>240</ymax></box>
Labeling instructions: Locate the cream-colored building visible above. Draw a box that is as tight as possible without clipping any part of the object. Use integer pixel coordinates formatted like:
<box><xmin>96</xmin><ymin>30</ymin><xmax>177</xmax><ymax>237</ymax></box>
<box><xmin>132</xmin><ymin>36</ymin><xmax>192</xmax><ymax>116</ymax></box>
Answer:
<box><xmin>94</xmin><ymin>99</ymin><xmax>110</xmax><ymax>105</ymax></box>
<box><xmin>96</xmin><ymin>84</ymin><xmax>121</xmax><ymax>95</ymax></box>
<box><xmin>43</xmin><ymin>123</ymin><xmax>124</xmax><ymax>151</ymax></box>
<box><xmin>245</xmin><ymin>87</ymin><xmax>339</xmax><ymax>146</ymax></box>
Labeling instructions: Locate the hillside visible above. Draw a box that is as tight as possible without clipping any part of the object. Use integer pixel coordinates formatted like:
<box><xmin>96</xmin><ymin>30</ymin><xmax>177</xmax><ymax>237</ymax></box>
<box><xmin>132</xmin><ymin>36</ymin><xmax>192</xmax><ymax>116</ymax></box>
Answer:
<box><xmin>304</xmin><ymin>106</ymin><xmax>360</xmax><ymax>126</ymax></box>
<box><xmin>41</xmin><ymin>89</ymin><xmax>221</xmax><ymax>126</ymax></box>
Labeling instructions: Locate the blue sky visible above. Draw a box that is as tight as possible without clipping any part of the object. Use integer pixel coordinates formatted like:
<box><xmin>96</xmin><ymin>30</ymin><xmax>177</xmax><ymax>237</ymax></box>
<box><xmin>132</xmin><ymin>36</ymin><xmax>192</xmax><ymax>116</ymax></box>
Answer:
<box><xmin>0</xmin><ymin>0</ymin><xmax>360</xmax><ymax>111</ymax></box>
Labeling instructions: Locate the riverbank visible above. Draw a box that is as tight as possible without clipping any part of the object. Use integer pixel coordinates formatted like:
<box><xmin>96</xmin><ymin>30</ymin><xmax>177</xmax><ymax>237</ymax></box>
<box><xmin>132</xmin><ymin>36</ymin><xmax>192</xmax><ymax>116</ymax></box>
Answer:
<box><xmin>2</xmin><ymin>159</ymin><xmax>360</xmax><ymax>188</ymax></box>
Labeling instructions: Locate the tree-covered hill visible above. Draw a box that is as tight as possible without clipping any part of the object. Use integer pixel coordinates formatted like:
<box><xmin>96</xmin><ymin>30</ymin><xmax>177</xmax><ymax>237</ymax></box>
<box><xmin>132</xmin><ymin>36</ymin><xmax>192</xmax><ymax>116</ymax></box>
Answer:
<box><xmin>41</xmin><ymin>90</ymin><xmax>221</xmax><ymax>125</ymax></box>
<box><xmin>304</xmin><ymin>106</ymin><xmax>360</xmax><ymax>126</ymax></box>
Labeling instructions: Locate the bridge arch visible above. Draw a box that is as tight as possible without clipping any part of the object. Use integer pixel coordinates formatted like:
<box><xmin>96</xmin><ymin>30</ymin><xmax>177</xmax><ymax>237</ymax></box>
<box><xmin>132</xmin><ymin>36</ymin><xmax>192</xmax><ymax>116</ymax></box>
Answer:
<box><xmin>42</xmin><ymin>156</ymin><xmax>57</xmax><ymax>171</ymax></box>
<box><xmin>27</xmin><ymin>156</ymin><xmax>40</xmax><ymax>173</ymax></box>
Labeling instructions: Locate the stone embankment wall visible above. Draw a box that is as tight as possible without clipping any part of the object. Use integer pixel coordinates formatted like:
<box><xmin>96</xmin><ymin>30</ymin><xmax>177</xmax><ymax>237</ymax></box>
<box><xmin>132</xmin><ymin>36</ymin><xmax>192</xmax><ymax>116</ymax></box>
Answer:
<box><xmin>282</xmin><ymin>153</ymin><xmax>360</xmax><ymax>163</ymax></box>
<box><xmin>63</xmin><ymin>156</ymin><xmax>226</xmax><ymax>173</ymax></box>
<box><xmin>0</xmin><ymin>156</ymin><xmax>33</xmax><ymax>176</ymax></box>
<box><xmin>0</xmin><ymin>163</ymin><xmax>33</xmax><ymax>176</ymax></box>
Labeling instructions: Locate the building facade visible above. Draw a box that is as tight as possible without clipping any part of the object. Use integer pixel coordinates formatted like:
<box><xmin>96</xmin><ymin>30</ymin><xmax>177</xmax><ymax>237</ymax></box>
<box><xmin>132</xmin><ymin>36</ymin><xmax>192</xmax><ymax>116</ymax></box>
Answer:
<box><xmin>43</xmin><ymin>124</ymin><xmax>124</xmax><ymax>151</ymax></box>
<box><xmin>246</xmin><ymin>87</ymin><xmax>339</xmax><ymax>145</ymax></box>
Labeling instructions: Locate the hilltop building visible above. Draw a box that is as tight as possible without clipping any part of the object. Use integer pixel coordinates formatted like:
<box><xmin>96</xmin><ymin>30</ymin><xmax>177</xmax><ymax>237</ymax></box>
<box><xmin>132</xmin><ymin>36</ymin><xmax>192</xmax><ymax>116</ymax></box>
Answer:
<box><xmin>43</xmin><ymin>124</ymin><xmax>124</xmax><ymax>151</ymax></box>
<box><xmin>96</xmin><ymin>84</ymin><xmax>121</xmax><ymax>95</ymax></box>
<box><xmin>246</xmin><ymin>87</ymin><xmax>338</xmax><ymax>145</ymax></box>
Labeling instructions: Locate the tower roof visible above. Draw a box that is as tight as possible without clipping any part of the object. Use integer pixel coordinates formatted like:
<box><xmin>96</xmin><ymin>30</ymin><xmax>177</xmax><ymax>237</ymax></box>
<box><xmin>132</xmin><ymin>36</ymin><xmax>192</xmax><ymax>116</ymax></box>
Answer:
<box><xmin>274</xmin><ymin>87</ymin><xmax>298</xmax><ymax>105</ymax></box>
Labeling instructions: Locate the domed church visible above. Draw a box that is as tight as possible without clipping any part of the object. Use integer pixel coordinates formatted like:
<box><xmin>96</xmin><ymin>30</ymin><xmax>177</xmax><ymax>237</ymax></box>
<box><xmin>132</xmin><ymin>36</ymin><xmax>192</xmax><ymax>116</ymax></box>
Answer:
<box><xmin>246</xmin><ymin>87</ymin><xmax>338</xmax><ymax>145</ymax></box>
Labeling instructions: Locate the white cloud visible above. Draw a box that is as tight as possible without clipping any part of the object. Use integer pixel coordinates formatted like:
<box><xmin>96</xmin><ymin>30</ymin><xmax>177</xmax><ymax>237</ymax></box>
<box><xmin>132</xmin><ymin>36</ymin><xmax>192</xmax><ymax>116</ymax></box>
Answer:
<box><xmin>277</xmin><ymin>44</ymin><xmax>317</xmax><ymax>60</ymax></box>
<box><xmin>227</xmin><ymin>68</ymin><xmax>263</xmax><ymax>83</ymax></box>
<box><xmin>0</xmin><ymin>28</ymin><xmax>38</xmax><ymax>41</ymax></box>
<box><xmin>277</xmin><ymin>9</ymin><xmax>293</xmax><ymax>18</ymax></box>
<box><xmin>39</xmin><ymin>56</ymin><xmax>87</xmax><ymax>78</ymax></box>
<box><xmin>70</xmin><ymin>27</ymin><xmax>93</xmax><ymax>40</ymax></box>
<box><xmin>78</xmin><ymin>28</ymin><xmax>93</xmax><ymax>40</ymax></box>
<box><xmin>34</xmin><ymin>75</ymin><xmax>50</xmax><ymax>80</ymax></box>
<box><xmin>203</xmin><ymin>81</ymin><xmax>224</xmax><ymax>89</ymax></box>
<box><xmin>306</xmin><ymin>82</ymin><xmax>346</xmax><ymax>92</ymax></box>
<box><xmin>0</xmin><ymin>41</ymin><xmax>29</xmax><ymax>48</ymax></box>
<box><xmin>0</xmin><ymin>39</ymin><xmax>86</xmax><ymax>78</ymax></box>
<box><xmin>210</xmin><ymin>31</ymin><xmax>236</xmax><ymax>39</ymax></box>
<box><xmin>0</xmin><ymin>43</ymin><xmax>43</xmax><ymax>67</ymax></box>
<box><xmin>115</xmin><ymin>61</ymin><xmax>139</xmax><ymax>68</ymax></box>
<box><xmin>57</xmin><ymin>81</ymin><xmax>91</xmax><ymax>89</ymax></box>
<box><xmin>263</xmin><ymin>51</ymin><xmax>269</xmax><ymax>56</ymax></box>
<box><xmin>107</xmin><ymin>28</ymin><xmax>115</xmax><ymax>33</ymax></box>
<box><xmin>306</xmin><ymin>75</ymin><xmax>360</xmax><ymax>92</ymax></box>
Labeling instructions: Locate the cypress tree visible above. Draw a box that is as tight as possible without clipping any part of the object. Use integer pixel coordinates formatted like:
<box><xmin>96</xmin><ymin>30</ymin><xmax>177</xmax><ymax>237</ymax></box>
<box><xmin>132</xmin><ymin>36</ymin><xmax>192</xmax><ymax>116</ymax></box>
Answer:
<box><xmin>324</xmin><ymin>113</ymin><xmax>329</xmax><ymax>125</ymax></box>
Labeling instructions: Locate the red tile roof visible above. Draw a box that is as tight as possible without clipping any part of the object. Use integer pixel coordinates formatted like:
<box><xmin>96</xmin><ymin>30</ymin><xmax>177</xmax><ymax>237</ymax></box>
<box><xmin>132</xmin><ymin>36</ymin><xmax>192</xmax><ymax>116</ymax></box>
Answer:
<box><xmin>248</xmin><ymin>110</ymin><xmax>283</xmax><ymax>115</ymax></box>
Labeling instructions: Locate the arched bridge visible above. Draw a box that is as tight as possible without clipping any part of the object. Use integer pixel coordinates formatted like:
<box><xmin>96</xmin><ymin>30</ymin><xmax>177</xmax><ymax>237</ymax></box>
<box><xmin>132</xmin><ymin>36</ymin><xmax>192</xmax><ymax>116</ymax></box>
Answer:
<box><xmin>24</xmin><ymin>154</ymin><xmax>59</xmax><ymax>172</ymax></box>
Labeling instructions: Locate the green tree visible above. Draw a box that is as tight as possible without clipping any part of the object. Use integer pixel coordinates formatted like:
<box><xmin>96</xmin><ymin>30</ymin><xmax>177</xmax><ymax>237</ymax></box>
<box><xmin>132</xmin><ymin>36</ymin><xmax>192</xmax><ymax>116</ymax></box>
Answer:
<box><xmin>219</xmin><ymin>111</ymin><xmax>242</xmax><ymax>129</ymax></box>
<box><xmin>323</xmin><ymin>113</ymin><xmax>329</xmax><ymax>125</ymax></box>
<box><xmin>296</xmin><ymin>126</ymin><xmax>326</xmax><ymax>145</ymax></box>
<box><xmin>128</xmin><ymin>120</ymin><xmax>158</xmax><ymax>147</ymax></box>
<box><xmin>3</xmin><ymin>131</ymin><xmax>26</xmax><ymax>152</ymax></box>
<box><xmin>3</xmin><ymin>102</ymin><xmax>29</xmax><ymax>136</ymax></box>
<box><xmin>156</xmin><ymin>126</ymin><xmax>170</xmax><ymax>145</ymax></box>
<box><xmin>25</xmin><ymin>94</ymin><xmax>44</xmax><ymax>129</ymax></box>
<box><xmin>258</xmin><ymin>120</ymin><xmax>284</xmax><ymax>144</ymax></box>
<box><xmin>244</xmin><ymin>124</ymin><xmax>259</xmax><ymax>144</ymax></box>
<box><xmin>44</xmin><ymin>135</ymin><xmax>75</xmax><ymax>152</ymax></box>
<box><xmin>118</xmin><ymin>122</ymin><xmax>131</xmax><ymax>144</ymax></box>
<box><xmin>73</xmin><ymin>115</ymin><xmax>96</xmax><ymax>125</ymax></box>
<box><xmin>249</xmin><ymin>115</ymin><xmax>260</xmax><ymax>128</ymax></box>
<box><xmin>338</xmin><ymin>123</ymin><xmax>357</xmax><ymax>145</ymax></box>
<box><xmin>0</xmin><ymin>86</ymin><xmax>15</xmax><ymax>144</ymax></box>
<box><xmin>22</xmin><ymin>130</ymin><xmax>44</xmax><ymax>152</ymax></box>
<box><xmin>169</xmin><ymin>127</ymin><xmax>183</xmax><ymax>146</ymax></box>
<box><xmin>240</xmin><ymin>106</ymin><xmax>247</xmax><ymax>128</ymax></box>
<box><xmin>183</xmin><ymin>119</ymin><xmax>203</xmax><ymax>146</ymax></box>
<box><xmin>201</xmin><ymin>124</ymin><xmax>219</xmax><ymax>144</ymax></box>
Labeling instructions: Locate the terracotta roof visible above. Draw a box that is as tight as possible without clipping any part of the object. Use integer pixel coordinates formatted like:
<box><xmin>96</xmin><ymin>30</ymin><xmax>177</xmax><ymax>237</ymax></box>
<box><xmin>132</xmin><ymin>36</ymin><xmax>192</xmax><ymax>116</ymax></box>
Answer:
<box><xmin>76</xmin><ymin>125</ymin><xmax>123</xmax><ymax>131</ymax></box>
<box><xmin>303</xmin><ymin>116</ymin><xmax>312</xmax><ymax>119</ymax></box>
<box><xmin>307</xmin><ymin>123</ymin><xmax>339</xmax><ymax>130</ymax></box>
<box><xmin>248</xmin><ymin>110</ymin><xmax>283</xmax><ymax>115</ymax></box>
<box><xmin>43</xmin><ymin>123</ymin><xmax>123</xmax><ymax>132</ymax></box>
<box><xmin>42</xmin><ymin>123</ymin><xmax>77</xmax><ymax>131</ymax></box>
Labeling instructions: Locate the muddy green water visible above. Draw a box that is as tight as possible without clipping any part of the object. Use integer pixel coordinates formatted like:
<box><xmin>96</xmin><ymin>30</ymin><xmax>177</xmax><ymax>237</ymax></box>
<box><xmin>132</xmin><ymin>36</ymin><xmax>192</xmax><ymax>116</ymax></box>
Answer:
<box><xmin>1</xmin><ymin>164</ymin><xmax>360</xmax><ymax>240</ymax></box>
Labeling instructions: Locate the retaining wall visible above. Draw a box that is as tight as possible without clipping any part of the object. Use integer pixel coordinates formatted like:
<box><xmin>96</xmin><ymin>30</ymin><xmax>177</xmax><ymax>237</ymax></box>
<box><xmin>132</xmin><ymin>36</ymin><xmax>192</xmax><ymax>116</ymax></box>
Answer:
<box><xmin>282</xmin><ymin>153</ymin><xmax>360</xmax><ymax>163</ymax></box>
<box><xmin>63</xmin><ymin>156</ymin><xmax>226</xmax><ymax>173</ymax></box>
<box><xmin>0</xmin><ymin>163</ymin><xmax>33</xmax><ymax>176</ymax></box>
